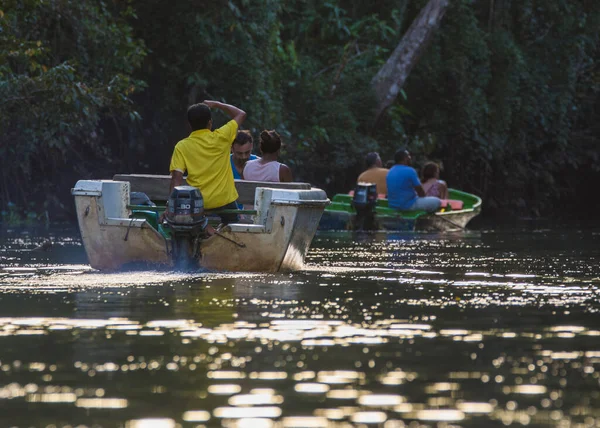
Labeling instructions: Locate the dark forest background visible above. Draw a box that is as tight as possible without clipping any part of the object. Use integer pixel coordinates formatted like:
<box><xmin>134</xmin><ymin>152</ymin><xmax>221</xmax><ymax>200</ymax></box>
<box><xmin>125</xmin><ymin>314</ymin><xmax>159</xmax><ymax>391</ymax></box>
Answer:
<box><xmin>1</xmin><ymin>0</ymin><xmax>599</xmax><ymax>224</ymax></box>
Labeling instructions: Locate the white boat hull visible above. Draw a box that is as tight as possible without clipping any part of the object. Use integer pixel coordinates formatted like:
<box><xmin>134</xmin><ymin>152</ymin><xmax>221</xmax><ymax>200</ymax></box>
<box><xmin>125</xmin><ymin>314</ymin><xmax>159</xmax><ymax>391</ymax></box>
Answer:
<box><xmin>72</xmin><ymin>180</ymin><xmax>328</xmax><ymax>272</ymax></box>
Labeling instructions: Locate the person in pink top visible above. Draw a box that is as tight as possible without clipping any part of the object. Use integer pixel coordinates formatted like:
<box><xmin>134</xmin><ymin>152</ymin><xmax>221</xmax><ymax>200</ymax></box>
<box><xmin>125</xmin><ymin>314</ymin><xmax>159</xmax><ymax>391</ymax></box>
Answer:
<box><xmin>242</xmin><ymin>130</ymin><xmax>293</xmax><ymax>182</ymax></box>
<box><xmin>421</xmin><ymin>161</ymin><xmax>449</xmax><ymax>199</ymax></box>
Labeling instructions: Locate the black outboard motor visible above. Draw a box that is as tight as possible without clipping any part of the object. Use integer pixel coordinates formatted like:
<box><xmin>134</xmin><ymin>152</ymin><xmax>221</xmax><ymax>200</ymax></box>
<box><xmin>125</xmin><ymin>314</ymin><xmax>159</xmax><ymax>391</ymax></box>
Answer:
<box><xmin>352</xmin><ymin>182</ymin><xmax>378</xmax><ymax>230</ymax></box>
<box><xmin>163</xmin><ymin>186</ymin><xmax>208</xmax><ymax>269</ymax></box>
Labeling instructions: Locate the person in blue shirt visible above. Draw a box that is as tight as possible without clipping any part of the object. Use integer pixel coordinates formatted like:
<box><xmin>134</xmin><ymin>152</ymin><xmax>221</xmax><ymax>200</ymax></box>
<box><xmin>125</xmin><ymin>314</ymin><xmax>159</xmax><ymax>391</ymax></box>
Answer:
<box><xmin>386</xmin><ymin>148</ymin><xmax>441</xmax><ymax>212</ymax></box>
<box><xmin>230</xmin><ymin>130</ymin><xmax>259</xmax><ymax>179</ymax></box>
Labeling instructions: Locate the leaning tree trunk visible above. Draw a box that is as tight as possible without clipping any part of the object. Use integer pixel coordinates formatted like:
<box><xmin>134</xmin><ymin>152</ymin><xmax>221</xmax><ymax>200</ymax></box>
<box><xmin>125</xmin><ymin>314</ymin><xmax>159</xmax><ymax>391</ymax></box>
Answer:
<box><xmin>371</xmin><ymin>0</ymin><xmax>450</xmax><ymax>125</ymax></box>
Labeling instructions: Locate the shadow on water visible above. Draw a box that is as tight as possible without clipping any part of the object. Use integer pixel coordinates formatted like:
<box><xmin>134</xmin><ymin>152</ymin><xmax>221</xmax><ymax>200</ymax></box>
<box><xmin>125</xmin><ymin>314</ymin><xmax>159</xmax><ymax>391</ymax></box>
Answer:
<box><xmin>0</xmin><ymin>224</ymin><xmax>599</xmax><ymax>426</ymax></box>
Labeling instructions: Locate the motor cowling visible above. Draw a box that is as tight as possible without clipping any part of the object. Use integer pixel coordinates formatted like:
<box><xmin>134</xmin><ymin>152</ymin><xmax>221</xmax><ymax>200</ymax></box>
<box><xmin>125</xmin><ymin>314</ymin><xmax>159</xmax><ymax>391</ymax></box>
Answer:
<box><xmin>352</xmin><ymin>182</ymin><xmax>378</xmax><ymax>230</ymax></box>
<box><xmin>164</xmin><ymin>186</ymin><xmax>208</xmax><ymax>269</ymax></box>
<box><xmin>165</xmin><ymin>186</ymin><xmax>206</xmax><ymax>227</ymax></box>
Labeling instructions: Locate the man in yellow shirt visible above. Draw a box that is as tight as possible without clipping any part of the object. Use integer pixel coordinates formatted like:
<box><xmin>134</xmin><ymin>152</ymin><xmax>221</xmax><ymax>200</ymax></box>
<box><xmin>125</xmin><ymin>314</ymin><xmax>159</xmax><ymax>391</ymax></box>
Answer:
<box><xmin>356</xmin><ymin>152</ymin><xmax>389</xmax><ymax>196</ymax></box>
<box><xmin>169</xmin><ymin>100</ymin><xmax>246</xmax><ymax>225</ymax></box>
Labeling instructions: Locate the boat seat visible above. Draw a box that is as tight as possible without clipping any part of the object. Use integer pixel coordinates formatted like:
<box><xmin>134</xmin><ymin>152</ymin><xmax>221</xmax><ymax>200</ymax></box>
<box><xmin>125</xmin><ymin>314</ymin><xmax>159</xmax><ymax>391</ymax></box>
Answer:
<box><xmin>113</xmin><ymin>174</ymin><xmax>311</xmax><ymax>205</ymax></box>
<box><xmin>131</xmin><ymin>210</ymin><xmax>160</xmax><ymax>230</ymax></box>
<box><xmin>223</xmin><ymin>224</ymin><xmax>266</xmax><ymax>233</ymax></box>
<box><xmin>346</xmin><ymin>191</ymin><xmax>462</xmax><ymax>210</ymax></box>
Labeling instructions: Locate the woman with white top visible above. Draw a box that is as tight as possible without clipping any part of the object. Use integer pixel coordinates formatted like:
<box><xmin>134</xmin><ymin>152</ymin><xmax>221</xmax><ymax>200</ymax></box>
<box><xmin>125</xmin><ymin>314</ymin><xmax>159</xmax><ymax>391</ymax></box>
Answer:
<box><xmin>242</xmin><ymin>130</ymin><xmax>293</xmax><ymax>182</ymax></box>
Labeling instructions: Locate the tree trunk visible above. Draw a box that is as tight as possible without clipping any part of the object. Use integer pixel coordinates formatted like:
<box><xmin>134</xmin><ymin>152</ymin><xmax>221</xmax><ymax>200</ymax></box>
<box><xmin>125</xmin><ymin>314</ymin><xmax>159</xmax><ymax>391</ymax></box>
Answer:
<box><xmin>371</xmin><ymin>0</ymin><xmax>450</xmax><ymax>125</ymax></box>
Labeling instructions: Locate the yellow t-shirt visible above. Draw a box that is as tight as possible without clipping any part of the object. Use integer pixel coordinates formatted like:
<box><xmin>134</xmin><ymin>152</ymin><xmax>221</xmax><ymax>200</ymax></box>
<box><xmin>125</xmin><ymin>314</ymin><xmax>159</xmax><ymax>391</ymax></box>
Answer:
<box><xmin>357</xmin><ymin>167</ymin><xmax>389</xmax><ymax>195</ymax></box>
<box><xmin>169</xmin><ymin>120</ymin><xmax>239</xmax><ymax>209</ymax></box>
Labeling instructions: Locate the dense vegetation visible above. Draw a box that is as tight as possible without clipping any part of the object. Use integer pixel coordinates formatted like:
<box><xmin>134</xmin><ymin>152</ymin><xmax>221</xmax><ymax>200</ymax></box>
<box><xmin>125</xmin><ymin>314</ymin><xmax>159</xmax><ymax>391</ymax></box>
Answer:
<box><xmin>1</xmin><ymin>0</ymin><xmax>599</xmax><ymax>223</ymax></box>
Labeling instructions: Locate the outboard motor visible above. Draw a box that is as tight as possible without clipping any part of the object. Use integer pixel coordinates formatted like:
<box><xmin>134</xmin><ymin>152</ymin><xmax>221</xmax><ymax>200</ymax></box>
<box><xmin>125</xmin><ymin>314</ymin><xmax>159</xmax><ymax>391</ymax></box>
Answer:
<box><xmin>163</xmin><ymin>186</ymin><xmax>208</xmax><ymax>269</ymax></box>
<box><xmin>352</xmin><ymin>182</ymin><xmax>378</xmax><ymax>230</ymax></box>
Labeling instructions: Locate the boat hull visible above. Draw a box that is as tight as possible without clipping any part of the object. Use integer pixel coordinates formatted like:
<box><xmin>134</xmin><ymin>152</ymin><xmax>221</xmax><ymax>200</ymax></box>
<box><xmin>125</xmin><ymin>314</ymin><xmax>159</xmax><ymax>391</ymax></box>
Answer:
<box><xmin>200</xmin><ymin>201</ymin><xmax>326</xmax><ymax>272</ymax></box>
<box><xmin>72</xmin><ymin>180</ymin><xmax>328</xmax><ymax>272</ymax></box>
<box><xmin>74</xmin><ymin>190</ymin><xmax>170</xmax><ymax>270</ymax></box>
<box><xmin>319</xmin><ymin>189</ymin><xmax>482</xmax><ymax>232</ymax></box>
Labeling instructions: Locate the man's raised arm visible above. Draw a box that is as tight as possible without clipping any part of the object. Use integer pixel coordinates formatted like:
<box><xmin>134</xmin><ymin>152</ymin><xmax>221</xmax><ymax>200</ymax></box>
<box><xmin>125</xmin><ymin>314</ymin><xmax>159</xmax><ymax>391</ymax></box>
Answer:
<box><xmin>169</xmin><ymin>170</ymin><xmax>184</xmax><ymax>193</ymax></box>
<box><xmin>203</xmin><ymin>100</ymin><xmax>246</xmax><ymax>126</ymax></box>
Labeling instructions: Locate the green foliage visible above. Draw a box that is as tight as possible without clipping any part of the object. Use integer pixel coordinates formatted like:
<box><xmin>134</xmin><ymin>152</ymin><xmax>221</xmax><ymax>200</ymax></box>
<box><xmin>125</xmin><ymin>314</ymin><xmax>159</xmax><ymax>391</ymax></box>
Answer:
<box><xmin>404</xmin><ymin>0</ymin><xmax>600</xmax><ymax>214</ymax></box>
<box><xmin>265</xmin><ymin>1</ymin><xmax>408</xmax><ymax>190</ymax></box>
<box><xmin>0</xmin><ymin>0</ymin><xmax>146</xmax><ymax>210</ymax></box>
<box><xmin>0</xmin><ymin>201</ymin><xmax>47</xmax><ymax>228</ymax></box>
<box><xmin>1</xmin><ymin>0</ymin><xmax>599</xmax><ymax>220</ymax></box>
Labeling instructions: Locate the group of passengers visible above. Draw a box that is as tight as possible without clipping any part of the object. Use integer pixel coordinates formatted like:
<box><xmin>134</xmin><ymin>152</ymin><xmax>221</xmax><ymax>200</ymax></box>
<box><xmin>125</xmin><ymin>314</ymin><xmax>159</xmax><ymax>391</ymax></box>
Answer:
<box><xmin>166</xmin><ymin>100</ymin><xmax>448</xmax><ymax>233</ymax></box>
<box><xmin>230</xmin><ymin>130</ymin><xmax>293</xmax><ymax>182</ymax></box>
<box><xmin>167</xmin><ymin>100</ymin><xmax>292</xmax><ymax>230</ymax></box>
<box><xmin>356</xmin><ymin>150</ymin><xmax>448</xmax><ymax>213</ymax></box>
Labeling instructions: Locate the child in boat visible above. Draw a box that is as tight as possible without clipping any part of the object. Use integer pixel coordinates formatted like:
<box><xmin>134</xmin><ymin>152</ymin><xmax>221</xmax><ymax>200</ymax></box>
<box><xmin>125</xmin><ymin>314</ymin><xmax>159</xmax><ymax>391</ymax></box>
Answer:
<box><xmin>421</xmin><ymin>162</ymin><xmax>449</xmax><ymax>200</ymax></box>
<box><xmin>242</xmin><ymin>130</ymin><xmax>293</xmax><ymax>182</ymax></box>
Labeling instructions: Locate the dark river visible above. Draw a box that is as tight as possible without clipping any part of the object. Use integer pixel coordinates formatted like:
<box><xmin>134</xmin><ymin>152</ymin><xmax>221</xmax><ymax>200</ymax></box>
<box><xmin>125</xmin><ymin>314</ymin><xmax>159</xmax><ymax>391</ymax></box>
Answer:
<box><xmin>0</xmin><ymin>224</ymin><xmax>599</xmax><ymax>427</ymax></box>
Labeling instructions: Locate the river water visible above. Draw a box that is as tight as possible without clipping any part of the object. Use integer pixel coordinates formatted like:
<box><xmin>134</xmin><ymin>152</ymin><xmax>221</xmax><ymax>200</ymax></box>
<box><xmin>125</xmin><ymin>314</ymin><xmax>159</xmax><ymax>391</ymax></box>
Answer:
<box><xmin>0</xmin><ymin>225</ymin><xmax>599</xmax><ymax>427</ymax></box>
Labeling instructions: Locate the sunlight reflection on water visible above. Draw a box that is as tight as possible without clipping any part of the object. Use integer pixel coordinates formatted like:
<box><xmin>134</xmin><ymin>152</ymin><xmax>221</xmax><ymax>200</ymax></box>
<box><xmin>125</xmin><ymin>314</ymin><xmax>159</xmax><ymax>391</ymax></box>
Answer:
<box><xmin>0</xmin><ymin>228</ymin><xmax>599</xmax><ymax>426</ymax></box>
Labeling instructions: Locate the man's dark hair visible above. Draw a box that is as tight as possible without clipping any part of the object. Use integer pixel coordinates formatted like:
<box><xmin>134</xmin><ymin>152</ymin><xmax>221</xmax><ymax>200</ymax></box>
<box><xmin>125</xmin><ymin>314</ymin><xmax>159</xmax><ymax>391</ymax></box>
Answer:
<box><xmin>365</xmin><ymin>152</ymin><xmax>380</xmax><ymax>168</ymax></box>
<box><xmin>233</xmin><ymin>130</ymin><xmax>253</xmax><ymax>146</ymax></box>
<box><xmin>259</xmin><ymin>130</ymin><xmax>281</xmax><ymax>154</ymax></box>
<box><xmin>187</xmin><ymin>103</ymin><xmax>212</xmax><ymax>130</ymax></box>
<box><xmin>394</xmin><ymin>148</ymin><xmax>409</xmax><ymax>164</ymax></box>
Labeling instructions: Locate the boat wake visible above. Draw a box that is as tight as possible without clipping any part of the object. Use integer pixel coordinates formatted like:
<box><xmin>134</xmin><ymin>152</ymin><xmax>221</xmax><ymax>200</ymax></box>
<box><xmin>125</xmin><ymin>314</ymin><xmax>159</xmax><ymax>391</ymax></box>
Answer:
<box><xmin>0</xmin><ymin>265</ymin><xmax>266</xmax><ymax>292</ymax></box>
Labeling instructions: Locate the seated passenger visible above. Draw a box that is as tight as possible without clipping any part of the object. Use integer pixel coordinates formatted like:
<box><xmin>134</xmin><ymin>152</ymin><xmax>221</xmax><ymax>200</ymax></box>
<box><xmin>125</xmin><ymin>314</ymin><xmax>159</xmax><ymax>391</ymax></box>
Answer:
<box><xmin>421</xmin><ymin>162</ymin><xmax>449</xmax><ymax>199</ymax></box>
<box><xmin>242</xmin><ymin>130</ymin><xmax>293</xmax><ymax>182</ymax></box>
<box><xmin>230</xmin><ymin>130</ymin><xmax>259</xmax><ymax>179</ymax></box>
<box><xmin>386</xmin><ymin>148</ymin><xmax>441</xmax><ymax>213</ymax></box>
<box><xmin>356</xmin><ymin>152</ymin><xmax>389</xmax><ymax>196</ymax></box>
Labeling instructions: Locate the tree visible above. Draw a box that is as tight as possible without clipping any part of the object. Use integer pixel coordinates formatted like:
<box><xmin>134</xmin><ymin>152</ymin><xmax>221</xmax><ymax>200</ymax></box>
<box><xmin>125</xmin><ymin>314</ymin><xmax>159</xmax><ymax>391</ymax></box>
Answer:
<box><xmin>371</xmin><ymin>0</ymin><xmax>449</xmax><ymax>125</ymax></box>
<box><xmin>0</xmin><ymin>0</ymin><xmax>146</xmax><ymax>214</ymax></box>
<box><xmin>2</xmin><ymin>0</ymin><xmax>599</xmax><ymax>221</ymax></box>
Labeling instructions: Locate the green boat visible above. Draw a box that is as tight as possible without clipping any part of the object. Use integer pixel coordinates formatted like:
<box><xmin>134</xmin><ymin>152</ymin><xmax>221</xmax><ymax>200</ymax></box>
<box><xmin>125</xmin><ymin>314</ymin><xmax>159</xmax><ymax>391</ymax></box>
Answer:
<box><xmin>318</xmin><ymin>188</ymin><xmax>482</xmax><ymax>232</ymax></box>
